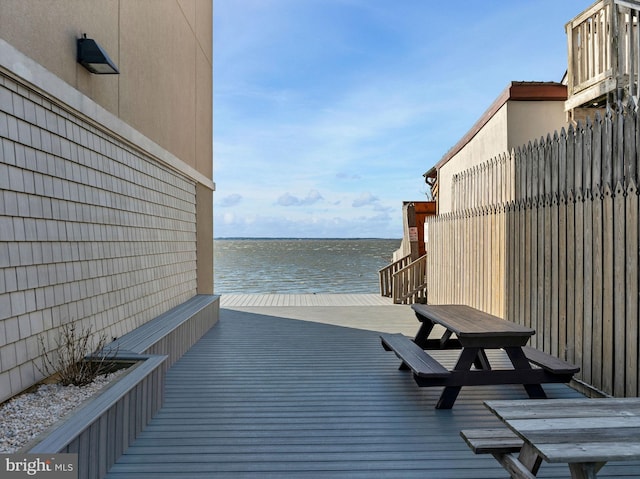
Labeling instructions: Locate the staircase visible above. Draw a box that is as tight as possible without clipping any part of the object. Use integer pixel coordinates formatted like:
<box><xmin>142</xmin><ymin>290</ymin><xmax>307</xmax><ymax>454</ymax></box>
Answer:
<box><xmin>379</xmin><ymin>254</ymin><xmax>428</xmax><ymax>304</ymax></box>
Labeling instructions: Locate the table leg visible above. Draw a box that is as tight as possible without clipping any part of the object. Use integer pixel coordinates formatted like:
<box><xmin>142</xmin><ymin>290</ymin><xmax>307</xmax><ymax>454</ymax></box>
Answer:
<box><xmin>436</xmin><ymin>347</ymin><xmax>479</xmax><ymax>409</ymax></box>
<box><xmin>474</xmin><ymin>349</ymin><xmax>491</xmax><ymax>370</ymax></box>
<box><xmin>413</xmin><ymin>320</ymin><xmax>434</xmax><ymax>347</ymax></box>
<box><xmin>518</xmin><ymin>444</ymin><xmax>542</xmax><ymax>475</ymax></box>
<box><xmin>567</xmin><ymin>462</ymin><xmax>606</xmax><ymax>479</ymax></box>
<box><xmin>493</xmin><ymin>452</ymin><xmax>538</xmax><ymax>479</ymax></box>
<box><xmin>504</xmin><ymin>347</ymin><xmax>547</xmax><ymax>399</ymax></box>
<box><xmin>440</xmin><ymin>329</ymin><xmax>453</xmax><ymax>348</ymax></box>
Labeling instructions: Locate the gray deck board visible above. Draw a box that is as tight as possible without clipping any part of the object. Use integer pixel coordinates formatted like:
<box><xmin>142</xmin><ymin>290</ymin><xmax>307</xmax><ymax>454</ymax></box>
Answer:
<box><xmin>220</xmin><ymin>293</ymin><xmax>393</xmax><ymax>307</ymax></box>
<box><xmin>105</xmin><ymin>303</ymin><xmax>639</xmax><ymax>478</ymax></box>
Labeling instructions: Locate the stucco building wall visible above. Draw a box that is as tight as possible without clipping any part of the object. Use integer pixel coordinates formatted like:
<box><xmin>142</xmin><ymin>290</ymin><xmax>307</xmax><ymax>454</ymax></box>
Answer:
<box><xmin>434</xmin><ymin>83</ymin><xmax>569</xmax><ymax>214</ymax></box>
<box><xmin>0</xmin><ymin>0</ymin><xmax>214</xmax><ymax>402</ymax></box>
<box><xmin>0</xmin><ymin>0</ymin><xmax>213</xmax><ymax>177</ymax></box>
<box><xmin>437</xmin><ymin>104</ymin><xmax>510</xmax><ymax>214</ymax></box>
<box><xmin>507</xmin><ymin>101</ymin><xmax>568</xmax><ymax>153</ymax></box>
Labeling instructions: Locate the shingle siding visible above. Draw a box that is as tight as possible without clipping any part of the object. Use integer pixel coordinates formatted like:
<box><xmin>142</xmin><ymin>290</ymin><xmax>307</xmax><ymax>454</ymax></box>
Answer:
<box><xmin>0</xmin><ymin>72</ymin><xmax>198</xmax><ymax>402</ymax></box>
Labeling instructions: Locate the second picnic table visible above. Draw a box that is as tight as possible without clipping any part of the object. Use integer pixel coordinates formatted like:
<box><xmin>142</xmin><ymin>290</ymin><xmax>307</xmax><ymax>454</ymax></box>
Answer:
<box><xmin>381</xmin><ymin>304</ymin><xmax>579</xmax><ymax>409</ymax></box>
<box><xmin>465</xmin><ymin>398</ymin><xmax>640</xmax><ymax>478</ymax></box>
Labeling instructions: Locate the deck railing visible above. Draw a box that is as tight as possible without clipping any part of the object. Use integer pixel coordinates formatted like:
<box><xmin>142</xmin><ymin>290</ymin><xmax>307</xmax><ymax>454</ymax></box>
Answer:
<box><xmin>379</xmin><ymin>254</ymin><xmax>411</xmax><ymax>297</ymax></box>
<box><xmin>566</xmin><ymin>0</ymin><xmax>640</xmax><ymax>110</ymax></box>
<box><xmin>391</xmin><ymin>254</ymin><xmax>428</xmax><ymax>305</ymax></box>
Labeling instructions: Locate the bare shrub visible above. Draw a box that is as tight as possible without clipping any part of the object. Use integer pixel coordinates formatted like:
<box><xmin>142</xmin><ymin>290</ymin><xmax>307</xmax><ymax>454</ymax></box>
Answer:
<box><xmin>37</xmin><ymin>323</ymin><xmax>115</xmax><ymax>387</ymax></box>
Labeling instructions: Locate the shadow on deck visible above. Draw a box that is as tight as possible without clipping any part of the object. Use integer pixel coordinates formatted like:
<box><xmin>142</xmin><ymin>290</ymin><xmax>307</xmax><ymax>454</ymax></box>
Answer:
<box><xmin>105</xmin><ymin>305</ymin><xmax>635</xmax><ymax>478</ymax></box>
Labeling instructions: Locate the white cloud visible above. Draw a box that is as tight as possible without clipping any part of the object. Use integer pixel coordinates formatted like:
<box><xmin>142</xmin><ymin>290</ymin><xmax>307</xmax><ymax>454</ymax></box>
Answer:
<box><xmin>219</xmin><ymin>193</ymin><xmax>243</xmax><ymax>207</ymax></box>
<box><xmin>276</xmin><ymin>189</ymin><xmax>323</xmax><ymax>207</ymax></box>
<box><xmin>214</xmin><ymin>209</ymin><xmax>400</xmax><ymax>239</ymax></box>
<box><xmin>336</xmin><ymin>172</ymin><xmax>361</xmax><ymax>180</ymax></box>
<box><xmin>352</xmin><ymin>192</ymin><xmax>379</xmax><ymax>208</ymax></box>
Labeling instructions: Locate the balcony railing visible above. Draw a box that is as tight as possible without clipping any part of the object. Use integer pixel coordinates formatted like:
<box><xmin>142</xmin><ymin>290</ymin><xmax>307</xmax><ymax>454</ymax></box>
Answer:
<box><xmin>566</xmin><ymin>0</ymin><xmax>640</xmax><ymax>111</ymax></box>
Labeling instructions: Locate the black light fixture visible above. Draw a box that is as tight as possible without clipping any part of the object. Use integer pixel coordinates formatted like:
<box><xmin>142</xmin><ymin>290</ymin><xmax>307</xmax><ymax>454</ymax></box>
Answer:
<box><xmin>77</xmin><ymin>34</ymin><xmax>119</xmax><ymax>74</ymax></box>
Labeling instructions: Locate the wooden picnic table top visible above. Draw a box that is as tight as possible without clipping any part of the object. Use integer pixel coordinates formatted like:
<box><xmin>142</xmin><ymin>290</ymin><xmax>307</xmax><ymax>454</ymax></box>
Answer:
<box><xmin>412</xmin><ymin>304</ymin><xmax>535</xmax><ymax>341</ymax></box>
<box><xmin>485</xmin><ymin>398</ymin><xmax>640</xmax><ymax>464</ymax></box>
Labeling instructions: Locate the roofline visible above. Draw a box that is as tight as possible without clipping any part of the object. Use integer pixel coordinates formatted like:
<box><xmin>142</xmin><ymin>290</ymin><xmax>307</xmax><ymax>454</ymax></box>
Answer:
<box><xmin>423</xmin><ymin>81</ymin><xmax>567</xmax><ymax>178</ymax></box>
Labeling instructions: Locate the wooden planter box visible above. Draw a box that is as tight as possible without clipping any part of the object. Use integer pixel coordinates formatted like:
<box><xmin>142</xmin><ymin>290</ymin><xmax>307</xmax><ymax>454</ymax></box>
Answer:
<box><xmin>24</xmin><ymin>354</ymin><xmax>166</xmax><ymax>479</ymax></box>
<box><xmin>21</xmin><ymin>295</ymin><xmax>219</xmax><ymax>479</ymax></box>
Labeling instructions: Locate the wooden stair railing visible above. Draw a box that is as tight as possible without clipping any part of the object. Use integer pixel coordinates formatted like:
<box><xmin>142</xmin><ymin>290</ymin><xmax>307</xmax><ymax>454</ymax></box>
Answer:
<box><xmin>378</xmin><ymin>254</ymin><xmax>412</xmax><ymax>297</ymax></box>
<box><xmin>392</xmin><ymin>254</ymin><xmax>428</xmax><ymax>304</ymax></box>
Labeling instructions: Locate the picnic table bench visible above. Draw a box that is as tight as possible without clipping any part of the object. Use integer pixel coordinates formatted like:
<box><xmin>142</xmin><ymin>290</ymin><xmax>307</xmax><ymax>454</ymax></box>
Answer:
<box><xmin>462</xmin><ymin>398</ymin><xmax>640</xmax><ymax>478</ymax></box>
<box><xmin>381</xmin><ymin>304</ymin><xmax>579</xmax><ymax>409</ymax></box>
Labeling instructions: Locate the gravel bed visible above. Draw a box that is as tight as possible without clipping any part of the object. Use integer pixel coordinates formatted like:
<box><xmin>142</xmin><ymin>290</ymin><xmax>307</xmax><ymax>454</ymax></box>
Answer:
<box><xmin>0</xmin><ymin>370</ymin><xmax>126</xmax><ymax>453</ymax></box>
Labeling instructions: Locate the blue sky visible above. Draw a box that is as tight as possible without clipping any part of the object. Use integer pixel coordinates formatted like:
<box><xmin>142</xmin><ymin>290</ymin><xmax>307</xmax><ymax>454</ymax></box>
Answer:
<box><xmin>213</xmin><ymin>0</ymin><xmax>589</xmax><ymax>239</ymax></box>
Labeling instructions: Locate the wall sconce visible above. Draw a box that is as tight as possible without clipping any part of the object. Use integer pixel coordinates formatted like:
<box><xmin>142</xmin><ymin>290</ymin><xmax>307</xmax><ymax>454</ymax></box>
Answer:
<box><xmin>77</xmin><ymin>34</ymin><xmax>120</xmax><ymax>74</ymax></box>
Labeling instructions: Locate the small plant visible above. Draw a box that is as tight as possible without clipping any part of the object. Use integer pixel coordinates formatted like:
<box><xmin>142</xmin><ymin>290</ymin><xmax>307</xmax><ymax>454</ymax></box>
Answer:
<box><xmin>37</xmin><ymin>323</ymin><xmax>115</xmax><ymax>387</ymax></box>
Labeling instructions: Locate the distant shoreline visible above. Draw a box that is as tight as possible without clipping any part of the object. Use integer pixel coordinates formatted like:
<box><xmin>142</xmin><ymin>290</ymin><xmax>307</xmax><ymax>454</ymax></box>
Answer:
<box><xmin>214</xmin><ymin>237</ymin><xmax>401</xmax><ymax>241</ymax></box>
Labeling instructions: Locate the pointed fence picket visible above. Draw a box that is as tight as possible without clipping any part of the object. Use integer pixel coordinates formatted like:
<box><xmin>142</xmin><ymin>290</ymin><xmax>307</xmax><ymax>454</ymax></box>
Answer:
<box><xmin>426</xmin><ymin>103</ymin><xmax>640</xmax><ymax>398</ymax></box>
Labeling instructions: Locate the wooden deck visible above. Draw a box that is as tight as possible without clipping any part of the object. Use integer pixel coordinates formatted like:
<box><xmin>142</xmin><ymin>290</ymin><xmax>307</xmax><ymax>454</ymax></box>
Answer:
<box><xmin>104</xmin><ymin>298</ymin><xmax>639</xmax><ymax>478</ymax></box>
<box><xmin>220</xmin><ymin>293</ymin><xmax>394</xmax><ymax>307</ymax></box>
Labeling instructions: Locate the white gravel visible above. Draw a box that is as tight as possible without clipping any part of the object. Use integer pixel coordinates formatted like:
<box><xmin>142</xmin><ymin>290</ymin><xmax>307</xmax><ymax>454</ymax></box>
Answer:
<box><xmin>0</xmin><ymin>370</ymin><xmax>126</xmax><ymax>453</ymax></box>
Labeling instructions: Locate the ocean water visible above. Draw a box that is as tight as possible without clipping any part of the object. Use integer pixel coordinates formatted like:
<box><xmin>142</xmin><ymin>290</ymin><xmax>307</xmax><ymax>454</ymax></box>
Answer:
<box><xmin>214</xmin><ymin>238</ymin><xmax>401</xmax><ymax>294</ymax></box>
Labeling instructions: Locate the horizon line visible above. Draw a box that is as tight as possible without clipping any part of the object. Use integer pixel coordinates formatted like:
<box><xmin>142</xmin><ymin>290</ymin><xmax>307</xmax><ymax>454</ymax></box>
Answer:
<box><xmin>214</xmin><ymin>237</ymin><xmax>402</xmax><ymax>240</ymax></box>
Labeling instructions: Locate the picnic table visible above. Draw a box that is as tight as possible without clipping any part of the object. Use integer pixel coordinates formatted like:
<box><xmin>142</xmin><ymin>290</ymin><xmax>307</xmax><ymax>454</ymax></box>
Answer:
<box><xmin>462</xmin><ymin>398</ymin><xmax>640</xmax><ymax>478</ymax></box>
<box><xmin>381</xmin><ymin>304</ymin><xmax>578</xmax><ymax>409</ymax></box>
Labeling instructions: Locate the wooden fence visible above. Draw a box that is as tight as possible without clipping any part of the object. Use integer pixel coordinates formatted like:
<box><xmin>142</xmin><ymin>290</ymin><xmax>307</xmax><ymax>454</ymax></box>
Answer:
<box><xmin>426</xmin><ymin>104</ymin><xmax>640</xmax><ymax>397</ymax></box>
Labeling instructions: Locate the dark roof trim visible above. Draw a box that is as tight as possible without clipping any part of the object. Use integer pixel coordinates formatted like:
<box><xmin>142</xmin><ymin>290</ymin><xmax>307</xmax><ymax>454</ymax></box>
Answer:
<box><xmin>423</xmin><ymin>81</ymin><xmax>567</xmax><ymax>178</ymax></box>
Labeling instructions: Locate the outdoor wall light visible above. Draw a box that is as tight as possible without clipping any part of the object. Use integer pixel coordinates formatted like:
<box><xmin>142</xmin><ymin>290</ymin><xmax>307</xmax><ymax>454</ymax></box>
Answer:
<box><xmin>77</xmin><ymin>34</ymin><xmax>120</xmax><ymax>74</ymax></box>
